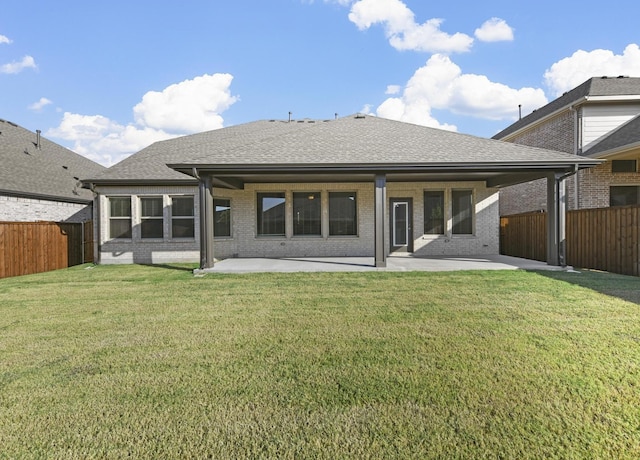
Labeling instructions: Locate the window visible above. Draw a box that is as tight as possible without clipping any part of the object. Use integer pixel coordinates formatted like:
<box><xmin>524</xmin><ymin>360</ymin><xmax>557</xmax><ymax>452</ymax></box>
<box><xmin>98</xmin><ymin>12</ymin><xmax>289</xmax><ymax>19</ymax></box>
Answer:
<box><xmin>424</xmin><ymin>191</ymin><xmax>445</xmax><ymax>235</ymax></box>
<box><xmin>610</xmin><ymin>186</ymin><xmax>640</xmax><ymax>206</ymax></box>
<box><xmin>293</xmin><ymin>192</ymin><xmax>321</xmax><ymax>236</ymax></box>
<box><xmin>329</xmin><ymin>192</ymin><xmax>357</xmax><ymax>236</ymax></box>
<box><xmin>109</xmin><ymin>196</ymin><xmax>132</xmax><ymax>239</ymax></box>
<box><xmin>611</xmin><ymin>160</ymin><xmax>637</xmax><ymax>173</ymax></box>
<box><xmin>214</xmin><ymin>198</ymin><xmax>232</xmax><ymax>238</ymax></box>
<box><xmin>452</xmin><ymin>190</ymin><xmax>473</xmax><ymax>235</ymax></box>
<box><xmin>257</xmin><ymin>192</ymin><xmax>286</xmax><ymax>236</ymax></box>
<box><xmin>140</xmin><ymin>197</ymin><xmax>164</xmax><ymax>239</ymax></box>
<box><xmin>172</xmin><ymin>196</ymin><xmax>195</xmax><ymax>238</ymax></box>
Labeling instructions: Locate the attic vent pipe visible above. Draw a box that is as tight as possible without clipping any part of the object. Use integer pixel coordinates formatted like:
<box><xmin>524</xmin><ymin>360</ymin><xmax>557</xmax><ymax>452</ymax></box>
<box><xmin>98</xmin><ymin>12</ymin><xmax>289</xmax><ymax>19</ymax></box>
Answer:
<box><xmin>518</xmin><ymin>105</ymin><xmax>522</xmax><ymax>120</ymax></box>
<box><xmin>288</xmin><ymin>112</ymin><xmax>292</xmax><ymax>123</ymax></box>
<box><xmin>36</xmin><ymin>130</ymin><xmax>41</xmax><ymax>149</ymax></box>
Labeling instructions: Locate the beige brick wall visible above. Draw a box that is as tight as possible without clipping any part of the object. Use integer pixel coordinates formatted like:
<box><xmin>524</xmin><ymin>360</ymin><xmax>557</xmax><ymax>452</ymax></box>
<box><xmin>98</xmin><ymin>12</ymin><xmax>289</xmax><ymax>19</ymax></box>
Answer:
<box><xmin>95</xmin><ymin>181</ymin><xmax>500</xmax><ymax>264</ymax></box>
<box><xmin>95</xmin><ymin>185</ymin><xmax>200</xmax><ymax>264</ymax></box>
<box><xmin>578</xmin><ymin>161</ymin><xmax>640</xmax><ymax>209</ymax></box>
<box><xmin>0</xmin><ymin>195</ymin><xmax>92</xmax><ymax>222</ymax></box>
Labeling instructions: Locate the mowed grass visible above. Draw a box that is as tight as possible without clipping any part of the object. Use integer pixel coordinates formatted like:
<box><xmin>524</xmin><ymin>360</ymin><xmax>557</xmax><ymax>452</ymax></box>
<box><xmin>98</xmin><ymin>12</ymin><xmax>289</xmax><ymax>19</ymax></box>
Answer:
<box><xmin>1</xmin><ymin>264</ymin><xmax>639</xmax><ymax>459</ymax></box>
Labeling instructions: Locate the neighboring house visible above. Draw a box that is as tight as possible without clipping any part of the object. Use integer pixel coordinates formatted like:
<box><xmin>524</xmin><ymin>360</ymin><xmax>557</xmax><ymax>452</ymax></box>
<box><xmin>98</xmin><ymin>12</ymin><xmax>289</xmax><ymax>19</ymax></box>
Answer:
<box><xmin>0</xmin><ymin>118</ymin><xmax>105</xmax><ymax>222</ymax></box>
<box><xmin>84</xmin><ymin>114</ymin><xmax>599</xmax><ymax>269</ymax></box>
<box><xmin>493</xmin><ymin>76</ymin><xmax>640</xmax><ymax>215</ymax></box>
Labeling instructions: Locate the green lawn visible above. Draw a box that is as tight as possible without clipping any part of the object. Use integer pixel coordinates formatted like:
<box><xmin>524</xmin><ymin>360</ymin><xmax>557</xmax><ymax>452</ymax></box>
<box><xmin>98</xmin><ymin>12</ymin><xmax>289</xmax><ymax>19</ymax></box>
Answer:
<box><xmin>1</xmin><ymin>264</ymin><xmax>639</xmax><ymax>459</ymax></box>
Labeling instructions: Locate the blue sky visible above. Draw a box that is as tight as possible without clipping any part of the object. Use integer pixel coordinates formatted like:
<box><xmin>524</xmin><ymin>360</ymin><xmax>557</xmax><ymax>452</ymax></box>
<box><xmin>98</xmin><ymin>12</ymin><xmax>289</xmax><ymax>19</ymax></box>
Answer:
<box><xmin>2</xmin><ymin>0</ymin><xmax>640</xmax><ymax>166</ymax></box>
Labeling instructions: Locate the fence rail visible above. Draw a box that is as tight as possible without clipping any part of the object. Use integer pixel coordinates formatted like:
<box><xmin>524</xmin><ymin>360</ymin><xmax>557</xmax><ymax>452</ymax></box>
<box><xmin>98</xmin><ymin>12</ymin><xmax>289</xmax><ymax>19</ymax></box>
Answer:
<box><xmin>0</xmin><ymin>221</ymin><xmax>93</xmax><ymax>279</ymax></box>
<box><xmin>500</xmin><ymin>206</ymin><xmax>640</xmax><ymax>276</ymax></box>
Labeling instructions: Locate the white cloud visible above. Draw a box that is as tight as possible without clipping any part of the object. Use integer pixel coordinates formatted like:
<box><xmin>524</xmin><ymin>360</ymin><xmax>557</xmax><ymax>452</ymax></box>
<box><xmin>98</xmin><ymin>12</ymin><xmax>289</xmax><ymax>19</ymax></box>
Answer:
<box><xmin>348</xmin><ymin>0</ymin><xmax>473</xmax><ymax>53</ymax></box>
<box><xmin>0</xmin><ymin>34</ymin><xmax>12</xmax><ymax>44</ymax></box>
<box><xmin>0</xmin><ymin>55</ymin><xmax>37</xmax><ymax>74</ymax></box>
<box><xmin>474</xmin><ymin>18</ymin><xmax>514</xmax><ymax>42</ymax></box>
<box><xmin>375</xmin><ymin>54</ymin><xmax>547</xmax><ymax>128</ymax></box>
<box><xmin>544</xmin><ymin>44</ymin><xmax>640</xmax><ymax>96</ymax></box>
<box><xmin>28</xmin><ymin>97</ymin><xmax>53</xmax><ymax>111</ymax></box>
<box><xmin>385</xmin><ymin>84</ymin><xmax>401</xmax><ymax>95</ymax></box>
<box><xmin>47</xmin><ymin>73</ymin><xmax>239</xmax><ymax>166</ymax></box>
<box><xmin>133</xmin><ymin>73</ymin><xmax>238</xmax><ymax>133</ymax></box>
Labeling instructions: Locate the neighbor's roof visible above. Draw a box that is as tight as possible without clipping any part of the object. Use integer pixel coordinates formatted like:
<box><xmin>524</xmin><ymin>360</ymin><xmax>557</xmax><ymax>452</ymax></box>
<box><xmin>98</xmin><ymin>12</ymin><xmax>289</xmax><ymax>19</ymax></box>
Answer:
<box><xmin>585</xmin><ymin>114</ymin><xmax>640</xmax><ymax>157</ymax></box>
<box><xmin>0</xmin><ymin>118</ymin><xmax>105</xmax><ymax>203</ymax></box>
<box><xmin>493</xmin><ymin>76</ymin><xmax>640</xmax><ymax>140</ymax></box>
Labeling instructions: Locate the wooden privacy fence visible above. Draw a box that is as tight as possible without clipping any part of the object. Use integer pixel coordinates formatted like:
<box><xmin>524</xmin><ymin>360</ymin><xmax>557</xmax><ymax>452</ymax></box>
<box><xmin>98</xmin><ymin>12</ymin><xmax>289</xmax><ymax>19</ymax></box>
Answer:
<box><xmin>0</xmin><ymin>221</ymin><xmax>93</xmax><ymax>279</ymax></box>
<box><xmin>500</xmin><ymin>206</ymin><xmax>640</xmax><ymax>276</ymax></box>
<box><xmin>499</xmin><ymin>211</ymin><xmax>547</xmax><ymax>262</ymax></box>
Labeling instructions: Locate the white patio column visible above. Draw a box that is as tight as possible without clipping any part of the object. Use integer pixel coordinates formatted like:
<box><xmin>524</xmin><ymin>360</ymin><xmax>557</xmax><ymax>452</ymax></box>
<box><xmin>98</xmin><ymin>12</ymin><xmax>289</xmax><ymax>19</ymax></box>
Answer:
<box><xmin>199</xmin><ymin>174</ymin><xmax>215</xmax><ymax>270</ymax></box>
<box><xmin>546</xmin><ymin>172</ymin><xmax>567</xmax><ymax>266</ymax></box>
<box><xmin>374</xmin><ymin>174</ymin><xmax>387</xmax><ymax>267</ymax></box>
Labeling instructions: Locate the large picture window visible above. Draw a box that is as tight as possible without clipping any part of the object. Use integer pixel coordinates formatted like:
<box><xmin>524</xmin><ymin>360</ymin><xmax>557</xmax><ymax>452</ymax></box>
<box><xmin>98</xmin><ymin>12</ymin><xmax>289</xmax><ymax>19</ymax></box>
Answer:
<box><xmin>610</xmin><ymin>186</ymin><xmax>640</xmax><ymax>206</ymax></box>
<box><xmin>257</xmin><ymin>192</ymin><xmax>286</xmax><ymax>236</ymax></box>
<box><xmin>109</xmin><ymin>196</ymin><xmax>132</xmax><ymax>239</ymax></box>
<box><xmin>452</xmin><ymin>190</ymin><xmax>473</xmax><ymax>235</ymax></box>
<box><xmin>329</xmin><ymin>192</ymin><xmax>357</xmax><ymax>236</ymax></box>
<box><xmin>214</xmin><ymin>198</ymin><xmax>232</xmax><ymax>238</ymax></box>
<box><xmin>293</xmin><ymin>192</ymin><xmax>321</xmax><ymax>236</ymax></box>
<box><xmin>171</xmin><ymin>196</ymin><xmax>195</xmax><ymax>238</ymax></box>
<box><xmin>424</xmin><ymin>191</ymin><xmax>445</xmax><ymax>235</ymax></box>
<box><xmin>140</xmin><ymin>197</ymin><xmax>164</xmax><ymax>239</ymax></box>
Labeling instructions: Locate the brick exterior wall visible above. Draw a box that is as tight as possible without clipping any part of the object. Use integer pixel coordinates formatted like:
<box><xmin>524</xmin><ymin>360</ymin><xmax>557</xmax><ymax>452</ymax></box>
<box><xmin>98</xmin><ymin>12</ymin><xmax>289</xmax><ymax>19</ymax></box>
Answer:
<box><xmin>499</xmin><ymin>110</ymin><xmax>579</xmax><ymax>215</ymax></box>
<box><xmin>95</xmin><ymin>181</ymin><xmax>499</xmax><ymax>265</ymax></box>
<box><xmin>578</xmin><ymin>161</ymin><xmax>640</xmax><ymax>209</ymax></box>
<box><xmin>0</xmin><ymin>195</ymin><xmax>92</xmax><ymax>222</ymax></box>
<box><xmin>96</xmin><ymin>185</ymin><xmax>201</xmax><ymax>265</ymax></box>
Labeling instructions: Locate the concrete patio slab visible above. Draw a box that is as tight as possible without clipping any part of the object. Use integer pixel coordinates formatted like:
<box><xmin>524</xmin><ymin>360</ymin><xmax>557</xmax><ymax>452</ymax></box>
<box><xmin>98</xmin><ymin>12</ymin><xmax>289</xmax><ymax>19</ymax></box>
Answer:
<box><xmin>196</xmin><ymin>254</ymin><xmax>570</xmax><ymax>274</ymax></box>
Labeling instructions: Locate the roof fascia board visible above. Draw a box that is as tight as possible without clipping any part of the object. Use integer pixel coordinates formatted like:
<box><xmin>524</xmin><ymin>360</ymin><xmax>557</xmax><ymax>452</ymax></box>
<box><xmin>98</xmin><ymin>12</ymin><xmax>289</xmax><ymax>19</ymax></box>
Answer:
<box><xmin>0</xmin><ymin>189</ymin><xmax>92</xmax><ymax>205</ymax></box>
<box><xmin>83</xmin><ymin>178</ymin><xmax>198</xmax><ymax>187</ymax></box>
<box><xmin>585</xmin><ymin>95</ymin><xmax>640</xmax><ymax>103</ymax></box>
<box><xmin>588</xmin><ymin>141</ymin><xmax>640</xmax><ymax>159</ymax></box>
<box><xmin>174</xmin><ymin>161</ymin><xmax>602</xmax><ymax>177</ymax></box>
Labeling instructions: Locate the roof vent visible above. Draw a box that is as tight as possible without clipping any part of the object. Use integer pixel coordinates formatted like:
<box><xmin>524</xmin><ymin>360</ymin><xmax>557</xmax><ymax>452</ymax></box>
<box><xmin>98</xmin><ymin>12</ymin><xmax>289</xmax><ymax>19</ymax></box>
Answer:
<box><xmin>354</xmin><ymin>113</ymin><xmax>366</xmax><ymax>119</ymax></box>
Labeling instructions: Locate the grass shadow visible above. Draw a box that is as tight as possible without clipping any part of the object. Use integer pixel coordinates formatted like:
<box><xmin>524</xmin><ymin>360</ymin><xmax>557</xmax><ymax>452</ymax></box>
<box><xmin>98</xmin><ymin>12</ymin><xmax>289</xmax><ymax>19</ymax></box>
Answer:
<box><xmin>532</xmin><ymin>269</ymin><xmax>640</xmax><ymax>304</ymax></box>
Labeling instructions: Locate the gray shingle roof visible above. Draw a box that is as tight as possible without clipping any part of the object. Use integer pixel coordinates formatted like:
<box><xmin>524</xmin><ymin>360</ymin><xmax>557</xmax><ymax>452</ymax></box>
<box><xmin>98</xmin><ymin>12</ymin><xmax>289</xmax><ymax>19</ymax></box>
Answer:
<box><xmin>0</xmin><ymin>119</ymin><xmax>106</xmax><ymax>203</ymax></box>
<box><xmin>585</xmin><ymin>114</ymin><xmax>640</xmax><ymax>157</ymax></box>
<box><xmin>493</xmin><ymin>76</ymin><xmax>640</xmax><ymax>140</ymax></box>
<box><xmin>171</xmin><ymin>114</ymin><xmax>594</xmax><ymax>166</ymax></box>
<box><xmin>87</xmin><ymin>119</ymin><xmax>319</xmax><ymax>183</ymax></box>
<box><xmin>87</xmin><ymin>114</ymin><xmax>598</xmax><ymax>187</ymax></box>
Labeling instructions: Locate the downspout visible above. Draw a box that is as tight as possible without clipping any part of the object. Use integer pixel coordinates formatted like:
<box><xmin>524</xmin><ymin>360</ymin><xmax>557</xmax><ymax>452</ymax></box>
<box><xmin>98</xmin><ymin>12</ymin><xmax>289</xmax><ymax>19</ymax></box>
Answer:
<box><xmin>571</xmin><ymin>105</ymin><xmax>581</xmax><ymax>209</ymax></box>
<box><xmin>90</xmin><ymin>184</ymin><xmax>100</xmax><ymax>265</ymax></box>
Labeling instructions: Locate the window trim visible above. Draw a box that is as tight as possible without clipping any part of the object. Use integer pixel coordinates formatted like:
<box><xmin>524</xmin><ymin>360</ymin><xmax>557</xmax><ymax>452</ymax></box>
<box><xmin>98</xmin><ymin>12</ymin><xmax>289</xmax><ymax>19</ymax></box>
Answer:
<box><xmin>214</xmin><ymin>197</ymin><xmax>232</xmax><ymax>239</ymax></box>
<box><xmin>139</xmin><ymin>196</ymin><xmax>164</xmax><ymax>240</ymax></box>
<box><xmin>257</xmin><ymin>192</ymin><xmax>286</xmax><ymax>237</ymax></box>
<box><xmin>610</xmin><ymin>185</ymin><xmax>640</xmax><ymax>207</ymax></box>
<box><xmin>108</xmin><ymin>196</ymin><xmax>132</xmax><ymax>240</ymax></box>
<box><xmin>451</xmin><ymin>189</ymin><xmax>474</xmax><ymax>236</ymax></box>
<box><xmin>170</xmin><ymin>195</ymin><xmax>196</xmax><ymax>240</ymax></box>
<box><xmin>293</xmin><ymin>191</ymin><xmax>322</xmax><ymax>237</ymax></box>
<box><xmin>328</xmin><ymin>191</ymin><xmax>358</xmax><ymax>237</ymax></box>
<box><xmin>611</xmin><ymin>159</ymin><xmax>638</xmax><ymax>173</ymax></box>
<box><xmin>423</xmin><ymin>190</ymin><xmax>445</xmax><ymax>236</ymax></box>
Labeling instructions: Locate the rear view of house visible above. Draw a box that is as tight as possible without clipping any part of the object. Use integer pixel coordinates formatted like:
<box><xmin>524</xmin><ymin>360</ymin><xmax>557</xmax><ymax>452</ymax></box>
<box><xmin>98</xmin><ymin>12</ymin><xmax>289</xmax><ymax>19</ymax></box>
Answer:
<box><xmin>85</xmin><ymin>115</ymin><xmax>598</xmax><ymax>268</ymax></box>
